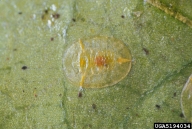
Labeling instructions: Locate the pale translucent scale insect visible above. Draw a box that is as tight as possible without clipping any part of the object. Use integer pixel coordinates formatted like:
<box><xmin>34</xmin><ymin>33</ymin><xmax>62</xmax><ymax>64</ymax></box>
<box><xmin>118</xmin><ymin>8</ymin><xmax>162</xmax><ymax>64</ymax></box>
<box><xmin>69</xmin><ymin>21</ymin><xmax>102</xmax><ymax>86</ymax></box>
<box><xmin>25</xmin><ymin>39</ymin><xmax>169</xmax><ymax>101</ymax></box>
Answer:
<box><xmin>181</xmin><ymin>74</ymin><xmax>192</xmax><ymax>122</ymax></box>
<box><xmin>63</xmin><ymin>36</ymin><xmax>132</xmax><ymax>88</ymax></box>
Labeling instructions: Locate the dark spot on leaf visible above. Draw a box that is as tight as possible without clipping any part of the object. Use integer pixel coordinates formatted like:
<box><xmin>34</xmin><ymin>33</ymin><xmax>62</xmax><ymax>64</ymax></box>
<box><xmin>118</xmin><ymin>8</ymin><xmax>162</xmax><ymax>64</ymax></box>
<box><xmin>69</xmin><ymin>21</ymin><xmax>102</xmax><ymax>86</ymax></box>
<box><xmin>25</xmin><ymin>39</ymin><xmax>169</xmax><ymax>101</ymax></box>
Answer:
<box><xmin>135</xmin><ymin>113</ymin><xmax>140</xmax><ymax>117</ymax></box>
<box><xmin>121</xmin><ymin>15</ymin><xmax>125</xmax><ymax>18</ymax></box>
<box><xmin>23</xmin><ymin>90</ymin><xmax>25</xmax><ymax>92</ymax></box>
<box><xmin>92</xmin><ymin>104</ymin><xmax>96</xmax><ymax>109</ymax></box>
<box><xmin>72</xmin><ymin>18</ymin><xmax>76</xmax><ymax>22</ymax></box>
<box><xmin>143</xmin><ymin>48</ymin><xmax>149</xmax><ymax>55</ymax></box>
<box><xmin>179</xmin><ymin>113</ymin><xmax>184</xmax><ymax>118</ymax></box>
<box><xmin>21</xmin><ymin>66</ymin><xmax>27</xmax><ymax>70</ymax></box>
<box><xmin>18</xmin><ymin>12</ymin><xmax>22</xmax><ymax>15</ymax></box>
<box><xmin>52</xmin><ymin>13</ymin><xmax>60</xmax><ymax>19</ymax></box>
<box><xmin>155</xmin><ymin>104</ymin><xmax>160</xmax><ymax>109</ymax></box>
<box><xmin>42</xmin><ymin>9</ymin><xmax>49</xmax><ymax>20</ymax></box>
<box><xmin>51</xmin><ymin>37</ymin><xmax>54</xmax><ymax>41</ymax></box>
<box><xmin>173</xmin><ymin>92</ymin><xmax>176</xmax><ymax>97</ymax></box>
<box><xmin>13</xmin><ymin>48</ymin><xmax>17</xmax><ymax>51</ymax></box>
<box><xmin>44</xmin><ymin>9</ymin><xmax>49</xmax><ymax>14</ymax></box>
<box><xmin>78</xmin><ymin>92</ymin><xmax>82</xmax><ymax>98</ymax></box>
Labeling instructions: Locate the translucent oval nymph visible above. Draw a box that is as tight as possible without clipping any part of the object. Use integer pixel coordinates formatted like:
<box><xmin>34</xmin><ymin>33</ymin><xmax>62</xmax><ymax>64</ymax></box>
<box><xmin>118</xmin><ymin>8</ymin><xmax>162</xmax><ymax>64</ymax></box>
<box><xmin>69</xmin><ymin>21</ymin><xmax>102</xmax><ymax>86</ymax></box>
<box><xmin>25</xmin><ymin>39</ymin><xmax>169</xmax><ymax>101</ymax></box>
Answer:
<box><xmin>181</xmin><ymin>74</ymin><xmax>192</xmax><ymax>122</ymax></box>
<box><xmin>63</xmin><ymin>36</ymin><xmax>132</xmax><ymax>88</ymax></box>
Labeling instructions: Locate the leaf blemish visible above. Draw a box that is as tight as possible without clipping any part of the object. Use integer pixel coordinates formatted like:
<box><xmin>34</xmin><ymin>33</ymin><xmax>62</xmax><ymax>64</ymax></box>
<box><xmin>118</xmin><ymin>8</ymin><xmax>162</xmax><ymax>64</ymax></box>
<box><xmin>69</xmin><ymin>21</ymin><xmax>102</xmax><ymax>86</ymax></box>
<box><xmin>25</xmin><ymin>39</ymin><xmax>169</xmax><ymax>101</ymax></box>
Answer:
<box><xmin>50</xmin><ymin>37</ymin><xmax>54</xmax><ymax>41</ymax></box>
<box><xmin>78</xmin><ymin>91</ymin><xmax>82</xmax><ymax>98</ymax></box>
<box><xmin>179</xmin><ymin>113</ymin><xmax>184</xmax><ymax>118</ymax></box>
<box><xmin>121</xmin><ymin>15</ymin><xmax>125</xmax><ymax>18</ymax></box>
<box><xmin>21</xmin><ymin>66</ymin><xmax>28</xmax><ymax>70</ymax></box>
<box><xmin>72</xmin><ymin>18</ymin><xmax>76</xmax><ymax>22</ymax></box>
<box><xmin>92</xmin><ymin>104</ymin><xmax>96</xmax><ymax>109</ymax></box>
<box><xmin>143</xmin><ymin>48</ymin><xmax>149</xmax><ymax>55</ymax></box>
<box><xmin>155</xmin><ymin>104</ymin><xmax>161</xmax><ymax>109</ymax></box>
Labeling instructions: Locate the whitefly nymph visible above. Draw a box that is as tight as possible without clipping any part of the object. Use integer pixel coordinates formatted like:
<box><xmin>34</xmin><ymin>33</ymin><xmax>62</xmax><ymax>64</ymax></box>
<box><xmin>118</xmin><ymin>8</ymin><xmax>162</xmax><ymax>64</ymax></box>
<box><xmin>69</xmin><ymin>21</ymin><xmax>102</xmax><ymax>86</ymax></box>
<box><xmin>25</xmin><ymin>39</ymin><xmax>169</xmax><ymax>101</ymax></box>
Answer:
<box><xmin>63</xmin><ymin>36</ymin><xmax>132</xmax><ymax>91</ymax></box>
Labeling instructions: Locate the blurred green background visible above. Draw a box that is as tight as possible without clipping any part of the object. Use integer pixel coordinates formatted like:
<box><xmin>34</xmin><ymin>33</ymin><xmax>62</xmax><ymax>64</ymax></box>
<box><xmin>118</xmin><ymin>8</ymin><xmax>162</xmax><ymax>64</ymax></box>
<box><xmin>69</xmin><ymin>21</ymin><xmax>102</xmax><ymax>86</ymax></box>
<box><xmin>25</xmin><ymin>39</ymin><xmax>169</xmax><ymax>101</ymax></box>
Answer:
<box><xmin>0</xmin><ymin>0</ymin><xmax>192</xmax><ymax>128</ymax></box>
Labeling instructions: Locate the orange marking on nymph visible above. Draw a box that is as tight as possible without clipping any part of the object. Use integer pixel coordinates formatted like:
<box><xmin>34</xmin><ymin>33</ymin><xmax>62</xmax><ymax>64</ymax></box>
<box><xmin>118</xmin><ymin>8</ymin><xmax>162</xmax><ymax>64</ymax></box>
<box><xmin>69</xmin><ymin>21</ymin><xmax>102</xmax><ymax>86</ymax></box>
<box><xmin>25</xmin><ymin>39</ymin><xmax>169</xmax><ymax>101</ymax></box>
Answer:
<box><xmin>95</xmin><ymin>56</ymin><xmax>107</xmax><ymax>67</ymax></box>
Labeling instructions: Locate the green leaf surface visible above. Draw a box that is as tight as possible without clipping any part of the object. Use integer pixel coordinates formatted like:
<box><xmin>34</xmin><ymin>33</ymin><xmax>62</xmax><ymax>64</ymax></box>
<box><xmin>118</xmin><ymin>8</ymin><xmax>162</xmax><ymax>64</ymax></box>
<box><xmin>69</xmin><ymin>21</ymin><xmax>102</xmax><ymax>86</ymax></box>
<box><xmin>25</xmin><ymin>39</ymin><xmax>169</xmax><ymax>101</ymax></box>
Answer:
<box><xmin>0</xmin><ymin>0</ymin><xmax>192</xmax><ymax>128</ymax></box>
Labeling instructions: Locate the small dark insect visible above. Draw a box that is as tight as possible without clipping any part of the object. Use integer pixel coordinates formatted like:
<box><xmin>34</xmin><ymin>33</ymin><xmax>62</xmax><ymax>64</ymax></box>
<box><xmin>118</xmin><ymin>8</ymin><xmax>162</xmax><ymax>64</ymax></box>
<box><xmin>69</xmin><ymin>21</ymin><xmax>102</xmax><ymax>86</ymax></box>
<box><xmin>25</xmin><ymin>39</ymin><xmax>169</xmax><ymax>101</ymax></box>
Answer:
<box><xmin>143</xmin><ymin>48</ymin><xmax>149</xmax><ymax>55</ymax></box>
<box><xmin>18</xmin><ymin>12</ymin><xmax>22</xmax><ymax>15</ymax></box>
<box><xmin>121</xmin><ymin>15</ymin><xmax>125</xmax><ymax>18</ymax></box>
<box><xmin>52</xmin><ymin>13</ymin><xmax>60</xmax><ymax>19</ymax></box>
<box><xmin>78</xmin><ymin>91</ymin><xmax>82</xmax><ymax>98</ymax></box>
<box><xmin>92</xmin><ymin>104</ymin><xmax>96</xmax><ymax>109</ymax></box>
<box><xmin>22</xmin><ymin>66</ymin><xmax>27</xmax><ymax>70</ymax></box>
<box><xmin>72</xmin><ymin>18</ymin><xmax>76</xmax><ymax>22</ymax></box>
<box><xmin>179</xmin><ymin>113</ymin><xmax>184</xmax><ymax>118</ymax></box>
<box><xmin>155</xmin><ymin>104</ymin><xmax>161</xmax><ymax>109</ymax></box>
